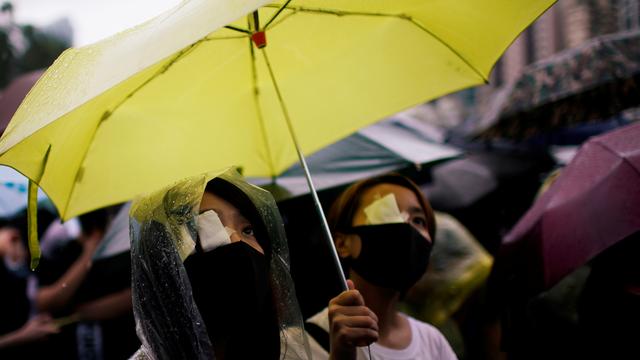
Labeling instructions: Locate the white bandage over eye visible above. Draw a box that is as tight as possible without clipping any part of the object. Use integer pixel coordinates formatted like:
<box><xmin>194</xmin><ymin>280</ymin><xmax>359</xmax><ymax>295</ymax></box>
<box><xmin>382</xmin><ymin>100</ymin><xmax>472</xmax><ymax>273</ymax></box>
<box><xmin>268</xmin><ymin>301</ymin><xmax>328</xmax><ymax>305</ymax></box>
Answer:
<box><xmin>197</xmin><ymin>210</ymin><xmax>231</xmax><ymax>252</ymax></box>
<box><xmin>364</xmin><ymin>193</ymin><xmax>409</xmax><ymax>225</ymax></box>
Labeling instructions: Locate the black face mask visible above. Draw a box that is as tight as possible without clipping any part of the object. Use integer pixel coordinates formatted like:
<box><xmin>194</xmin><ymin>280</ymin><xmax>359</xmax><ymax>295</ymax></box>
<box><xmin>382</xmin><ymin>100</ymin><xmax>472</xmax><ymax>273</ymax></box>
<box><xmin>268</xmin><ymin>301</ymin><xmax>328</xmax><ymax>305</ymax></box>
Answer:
<box><xmin>347</xmin><ymin>223</ymin><xmax>433</xmax><ymax>294</ymax></box>
<box><xmin>184</xmin><ymin>241</ymin><xmax>280</xmax><ymax>359</ymax></box>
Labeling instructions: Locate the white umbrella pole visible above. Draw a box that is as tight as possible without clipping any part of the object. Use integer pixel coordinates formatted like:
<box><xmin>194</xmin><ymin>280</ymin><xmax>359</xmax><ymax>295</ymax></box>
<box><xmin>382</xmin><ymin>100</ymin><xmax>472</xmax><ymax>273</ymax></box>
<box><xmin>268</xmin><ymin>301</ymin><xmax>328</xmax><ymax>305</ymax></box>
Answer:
<box><xmin>294</xmin><ymin>145</ymin><xmax>349</xmax><ymax>291</ymax></box>
<box><xmin>261</xmin><ymin>48</ymin><xmax>349</xmax><ymax>292</ymax></box>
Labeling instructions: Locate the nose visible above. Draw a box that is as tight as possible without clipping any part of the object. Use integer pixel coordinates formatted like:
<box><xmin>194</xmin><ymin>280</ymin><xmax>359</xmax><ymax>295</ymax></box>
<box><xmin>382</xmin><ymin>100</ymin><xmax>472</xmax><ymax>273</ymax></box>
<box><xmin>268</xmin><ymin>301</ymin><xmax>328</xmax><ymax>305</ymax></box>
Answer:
<box><xmin>229</xmin><ymin>230</ymin><xmax>242</xmax><ymax>243</ymax></box>
<box><xmin>407</xmin><ymin>222</ymin><xmax>432</xmax><ymax>244</ymax></box>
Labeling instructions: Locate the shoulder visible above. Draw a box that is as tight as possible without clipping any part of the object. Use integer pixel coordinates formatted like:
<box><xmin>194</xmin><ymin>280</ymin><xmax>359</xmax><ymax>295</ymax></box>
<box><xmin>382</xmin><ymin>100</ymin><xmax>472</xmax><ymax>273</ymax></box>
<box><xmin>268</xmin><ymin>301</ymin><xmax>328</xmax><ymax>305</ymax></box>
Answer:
<box><xmin>406</xmin><ymin>315</ymin><xmax>441</xmax><ymax>335</ymax></box>
<box><xmin>405</xmin><ymin>315</ymin><xmax>458</xmax><ymax>360</ymax></box>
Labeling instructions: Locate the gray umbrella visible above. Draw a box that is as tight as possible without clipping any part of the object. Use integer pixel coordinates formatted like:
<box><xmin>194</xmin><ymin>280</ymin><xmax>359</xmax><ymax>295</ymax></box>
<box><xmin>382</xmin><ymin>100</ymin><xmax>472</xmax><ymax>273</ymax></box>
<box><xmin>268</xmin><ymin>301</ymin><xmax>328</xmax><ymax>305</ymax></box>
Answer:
<box><xmin>251</xmin><ymin>118</ymin><xmax>461</xmax><ymax>200</ymax></box>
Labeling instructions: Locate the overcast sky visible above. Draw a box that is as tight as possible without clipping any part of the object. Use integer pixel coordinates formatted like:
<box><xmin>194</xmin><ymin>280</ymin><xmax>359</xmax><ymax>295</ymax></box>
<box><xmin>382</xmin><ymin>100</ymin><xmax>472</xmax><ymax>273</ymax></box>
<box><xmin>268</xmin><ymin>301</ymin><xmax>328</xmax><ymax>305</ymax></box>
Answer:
<box><xmin>12</xmin><ymin>0</ymin><xmax>180</xmax><ymax>46</ymax></box>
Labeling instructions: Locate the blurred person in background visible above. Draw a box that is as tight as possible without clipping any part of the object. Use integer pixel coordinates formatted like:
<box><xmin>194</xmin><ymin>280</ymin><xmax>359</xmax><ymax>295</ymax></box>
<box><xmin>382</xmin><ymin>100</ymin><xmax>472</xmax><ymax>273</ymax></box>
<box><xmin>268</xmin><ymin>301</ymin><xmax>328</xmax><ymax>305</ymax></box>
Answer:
<box><xmin>0</xmin><ymin>219</ymin><xmax>59</xmax><ymax>357</ymax></box>
<box><xmin>35</xmin><ymin>206</ymin><xmax>139</xmax><ymax>359</ymax></box>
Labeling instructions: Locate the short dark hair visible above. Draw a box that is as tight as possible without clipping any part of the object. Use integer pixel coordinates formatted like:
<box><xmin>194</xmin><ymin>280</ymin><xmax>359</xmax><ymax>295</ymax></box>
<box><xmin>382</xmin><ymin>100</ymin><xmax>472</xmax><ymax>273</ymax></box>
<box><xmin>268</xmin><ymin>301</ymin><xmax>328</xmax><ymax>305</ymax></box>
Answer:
<box><xmin>327</xmin><ymin>173</ymin><xmax>436</xmax><ymax>242</ymax></box>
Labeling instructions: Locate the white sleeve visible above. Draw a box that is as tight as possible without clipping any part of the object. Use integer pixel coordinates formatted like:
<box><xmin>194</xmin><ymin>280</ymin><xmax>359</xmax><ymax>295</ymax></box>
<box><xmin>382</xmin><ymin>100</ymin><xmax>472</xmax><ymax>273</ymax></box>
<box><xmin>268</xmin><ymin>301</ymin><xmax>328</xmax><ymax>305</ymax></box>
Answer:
<box><xmin>411</xmin><ymin>317</ymin><xmax>459</xmax><ymax>360</ymax></box>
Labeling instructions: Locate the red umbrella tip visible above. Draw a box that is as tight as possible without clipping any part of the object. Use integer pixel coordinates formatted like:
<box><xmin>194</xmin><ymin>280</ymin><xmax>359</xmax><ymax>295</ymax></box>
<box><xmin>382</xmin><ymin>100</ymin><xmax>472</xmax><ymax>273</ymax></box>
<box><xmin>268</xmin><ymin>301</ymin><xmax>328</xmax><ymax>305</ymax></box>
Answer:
<box><xmin>252</xmin><ymin>31</ymin><xmax>267</xmax><ymax>48</ymax></box>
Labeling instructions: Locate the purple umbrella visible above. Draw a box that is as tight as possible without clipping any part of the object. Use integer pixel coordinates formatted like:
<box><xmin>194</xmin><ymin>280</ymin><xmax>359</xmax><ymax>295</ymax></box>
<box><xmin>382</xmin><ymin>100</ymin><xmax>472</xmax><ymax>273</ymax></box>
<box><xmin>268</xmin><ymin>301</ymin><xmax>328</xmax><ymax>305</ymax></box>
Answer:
<box><xmin>498</xmin><ymin>121</ymin><xmax>640</xmax><ymax>293</ymax></box>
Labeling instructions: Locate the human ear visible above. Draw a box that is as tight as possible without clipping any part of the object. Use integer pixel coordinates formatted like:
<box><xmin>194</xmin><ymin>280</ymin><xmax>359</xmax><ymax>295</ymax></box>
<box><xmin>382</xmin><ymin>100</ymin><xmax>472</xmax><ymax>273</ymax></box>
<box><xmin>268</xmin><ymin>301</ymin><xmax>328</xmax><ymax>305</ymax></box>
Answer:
<box><xmin>334</xmin><ymin>232</ymin><xmax>354</xmax><ymax>258</ymax></box>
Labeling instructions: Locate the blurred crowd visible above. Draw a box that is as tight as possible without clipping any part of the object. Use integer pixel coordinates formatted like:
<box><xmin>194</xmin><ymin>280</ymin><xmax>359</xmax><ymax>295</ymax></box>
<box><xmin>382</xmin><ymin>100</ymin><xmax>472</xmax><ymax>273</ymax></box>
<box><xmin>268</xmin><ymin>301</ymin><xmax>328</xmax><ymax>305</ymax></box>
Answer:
<box><xmin>0</xmin><ymin>205</ymin><xmax>139</xmax><ymax>358</ymax></box>
<box><xmin>0</xmin><ymin>156</ymin><xmax>638</xmax><ymax>360</ymax></box>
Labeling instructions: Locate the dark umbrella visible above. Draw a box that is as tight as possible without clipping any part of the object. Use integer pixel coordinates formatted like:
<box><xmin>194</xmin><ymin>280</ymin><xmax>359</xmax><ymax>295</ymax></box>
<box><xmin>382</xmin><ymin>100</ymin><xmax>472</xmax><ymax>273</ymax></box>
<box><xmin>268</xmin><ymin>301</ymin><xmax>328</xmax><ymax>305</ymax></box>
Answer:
<box><xmin>0</xmin><ymin>69</ymin><xmax>44</xmax><ymax>136</ymax></box>
<box><xmin>476</xmin><ymin>30</ymin><xmax>640</xmax><ymax>140</ymax></box>
<box><xmin>422</xmin><ymin>151</ymin><xmax>555</xmax><ymax>253</ymax></box>
<box><xmin>423</xmin><ymin>151</ymin><xmax>553</xmax><ymax>211</ymax></box>
<box><xmin>498</xmin><ymin>122</ymin><xmax>640</xmax><ymax>294</ymax></box>
<box><xmin>253</xmin><ymin>119</ymin><xmax>461</xmax><ymax>200</ymax></box>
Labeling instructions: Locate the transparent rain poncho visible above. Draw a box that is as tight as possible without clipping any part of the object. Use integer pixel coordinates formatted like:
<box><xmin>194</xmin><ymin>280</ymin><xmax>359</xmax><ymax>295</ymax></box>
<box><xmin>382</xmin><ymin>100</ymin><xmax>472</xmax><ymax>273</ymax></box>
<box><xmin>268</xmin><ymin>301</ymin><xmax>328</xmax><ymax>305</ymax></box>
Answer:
<box><xmin>129</xmin><ymin>168</ymin><xmax>310</xmax><ymax>359</ymax></box>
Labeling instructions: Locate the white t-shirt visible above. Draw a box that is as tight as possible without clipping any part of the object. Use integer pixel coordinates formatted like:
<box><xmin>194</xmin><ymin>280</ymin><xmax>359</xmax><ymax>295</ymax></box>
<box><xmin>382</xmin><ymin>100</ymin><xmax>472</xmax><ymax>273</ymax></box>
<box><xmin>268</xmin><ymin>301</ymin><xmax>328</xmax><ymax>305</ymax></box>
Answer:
<box><xmin>306</xmin><ymin>307</ymin><xmax>458</xmax><ymax>360</ymax></box>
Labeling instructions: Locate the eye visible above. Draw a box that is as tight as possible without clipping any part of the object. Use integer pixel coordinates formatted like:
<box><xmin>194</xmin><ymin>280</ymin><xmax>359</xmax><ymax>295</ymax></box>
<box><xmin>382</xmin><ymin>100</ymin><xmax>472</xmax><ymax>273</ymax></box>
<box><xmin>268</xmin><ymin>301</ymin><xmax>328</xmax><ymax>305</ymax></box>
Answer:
<box><xmin>411</xmin><ymin>216</ymin><xmax>426</xmax><ymax>227</ymax></box>
<box><xmin>241</xmin><ymin>226</ymin><xmax>255</xmax><ymax>237</ymax></box>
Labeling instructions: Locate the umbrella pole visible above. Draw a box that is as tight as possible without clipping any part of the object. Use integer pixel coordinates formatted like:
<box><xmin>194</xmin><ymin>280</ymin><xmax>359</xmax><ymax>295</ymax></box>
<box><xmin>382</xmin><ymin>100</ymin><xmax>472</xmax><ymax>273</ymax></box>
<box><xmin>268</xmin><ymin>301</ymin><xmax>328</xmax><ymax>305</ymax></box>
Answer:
<box><xmin>295</xmin><ymin>144</ymin><xmax>349</xmax><ymax>292</ymax></box>
<box><xmin>260</xmin><ymin>48</ymin><xmax>348</xmax><ymax>292</ymax></box>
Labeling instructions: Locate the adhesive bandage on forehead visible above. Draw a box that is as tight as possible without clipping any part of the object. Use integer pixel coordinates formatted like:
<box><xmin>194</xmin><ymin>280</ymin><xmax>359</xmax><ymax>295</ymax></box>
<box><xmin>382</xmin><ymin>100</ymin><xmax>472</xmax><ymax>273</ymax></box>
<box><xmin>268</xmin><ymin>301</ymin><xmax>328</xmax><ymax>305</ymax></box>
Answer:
<box><xmin>196</xmin><ymin>210</ymin><xmax>234</xmax><ymax>252</ymax></box>
<box><xmin>363</xmin><ymin>193</ymin><xmax>409</xmax><ymax>225</ymax></box>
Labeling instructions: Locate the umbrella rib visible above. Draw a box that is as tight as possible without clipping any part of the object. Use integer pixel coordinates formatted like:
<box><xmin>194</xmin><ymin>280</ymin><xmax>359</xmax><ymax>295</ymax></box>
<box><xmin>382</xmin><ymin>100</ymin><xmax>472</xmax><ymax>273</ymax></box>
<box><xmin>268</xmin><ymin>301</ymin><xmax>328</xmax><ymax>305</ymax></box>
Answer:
<box><xmin>264</xmin><ymin>10</ymin><xmax>296</xmax><ymax>30</ymax></box>
<box><xmin>100</xmin><ymin>41</ymin><xmax>203</xmax><ymax>123</ymax></box>
<box><xmin>592</xmin><ymin>140</ymin><xmax>640</xmax><ymax>177</ymax></box>
<box><xmin>259</xmin><ymin>4</ymin><xmax>487</xmax><ymax>82</ymax></box>
<box><xmin>405</xmin><ymin>17</ymin><xmax>488</xmax><ymax>83</ymax></box>
<box><xmin>261</xmin><ymin>4</ymin><xmax>397</xmax><ymax>17</ymax></box>
<box><xmin>203</xmin><ymin>34</ymin><xmax>248</xmax><ymax>41</ymax></box>
<box><xmin>249</xmin><ymin>38</ymin><xmax>277</xmax><ymax>177</ymax></box>
<box><xmin>263</xmin><ymin>0</ymin><xmax>294</xmax><ymax>30</ymax></box>
<box><xmin>63</xmin><ymin>40</ymin><xmax>206</xmax><ymax>217</ymax></box>
<box><xmin>224</xmin><ymin>25</ymin><xmax>251</xmax><ymax>34</ymax></box>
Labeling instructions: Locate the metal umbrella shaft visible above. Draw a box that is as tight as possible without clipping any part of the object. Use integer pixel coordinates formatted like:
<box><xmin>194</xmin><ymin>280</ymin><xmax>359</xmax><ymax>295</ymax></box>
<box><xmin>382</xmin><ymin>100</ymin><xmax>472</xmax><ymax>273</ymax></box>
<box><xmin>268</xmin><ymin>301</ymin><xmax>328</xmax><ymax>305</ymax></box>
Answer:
<box><xmin>260</xmin><ymin>45</ymin><xmax>349</xmax><ymax>292</ymax></box>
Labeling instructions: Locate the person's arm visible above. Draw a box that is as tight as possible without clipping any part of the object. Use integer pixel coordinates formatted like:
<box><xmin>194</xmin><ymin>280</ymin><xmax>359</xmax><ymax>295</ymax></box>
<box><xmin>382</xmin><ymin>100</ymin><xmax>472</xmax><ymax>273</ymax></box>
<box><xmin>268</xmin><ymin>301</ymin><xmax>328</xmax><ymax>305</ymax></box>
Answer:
<box><xmin>36</xmin><ymin>232</ymin><xmax>101</xmax><ymax>312</ymax></box>
<box><xmin>74</xmin><ymin>288</ymin><xmax>133</xmax><ymax>322</ymax></box>
<box><xmin>0</xmin><ymin>314</ymin><xmax>59</xmax><ymax>349</ymax></box>
<box><xmin>328</xmin><ymin>280</ymin><xmax>379</xmax><ymax>360</ymax></box>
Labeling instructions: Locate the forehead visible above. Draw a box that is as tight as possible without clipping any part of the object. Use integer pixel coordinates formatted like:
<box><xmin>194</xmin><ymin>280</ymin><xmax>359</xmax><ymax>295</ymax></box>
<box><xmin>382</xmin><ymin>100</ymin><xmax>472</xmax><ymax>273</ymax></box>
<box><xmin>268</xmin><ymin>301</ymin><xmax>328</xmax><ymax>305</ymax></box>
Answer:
<box><xmin>200</xmin><ymin>192</ymin><xmax>239</xmax><ymax>214</ymax></box>
<box><xmin>358</xmin><ymin>183</ymin><xmax>422</xmax><ymax>210</ymax></box>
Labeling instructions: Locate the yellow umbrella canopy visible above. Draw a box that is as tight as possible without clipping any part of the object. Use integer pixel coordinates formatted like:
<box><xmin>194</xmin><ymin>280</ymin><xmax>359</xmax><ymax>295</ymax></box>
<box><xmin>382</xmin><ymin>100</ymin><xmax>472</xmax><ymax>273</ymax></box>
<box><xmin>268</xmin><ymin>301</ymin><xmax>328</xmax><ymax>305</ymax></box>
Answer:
<box><xmin>0</xmin><ymin>0</ymin><xmax>554</xmax><ymax>270</ymax></box>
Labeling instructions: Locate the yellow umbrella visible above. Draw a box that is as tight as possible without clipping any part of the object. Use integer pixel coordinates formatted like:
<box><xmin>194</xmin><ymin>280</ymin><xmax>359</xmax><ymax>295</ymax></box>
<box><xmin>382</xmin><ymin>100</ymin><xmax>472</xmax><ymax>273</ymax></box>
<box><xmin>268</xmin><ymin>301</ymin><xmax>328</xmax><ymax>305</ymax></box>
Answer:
<box><xmin>0</xmin><ymin>0</ymin><xmax>554</xmax><ymax>269</ymax></box>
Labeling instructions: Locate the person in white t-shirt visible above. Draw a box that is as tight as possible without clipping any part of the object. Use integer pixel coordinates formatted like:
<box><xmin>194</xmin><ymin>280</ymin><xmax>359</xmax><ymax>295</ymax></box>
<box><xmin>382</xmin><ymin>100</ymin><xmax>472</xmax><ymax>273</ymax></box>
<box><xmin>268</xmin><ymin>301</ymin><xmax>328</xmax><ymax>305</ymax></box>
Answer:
<box><xmin>305</xmin><ymin>174</ymin><xmax>457</xmax><ymax>360</ymax></box>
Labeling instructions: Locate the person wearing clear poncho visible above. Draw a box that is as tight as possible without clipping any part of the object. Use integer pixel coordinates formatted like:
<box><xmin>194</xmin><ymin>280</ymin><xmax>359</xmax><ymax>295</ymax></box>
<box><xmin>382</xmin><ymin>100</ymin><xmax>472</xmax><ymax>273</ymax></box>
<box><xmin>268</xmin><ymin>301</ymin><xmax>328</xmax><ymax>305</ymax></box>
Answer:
<box><xmin>129</xmin><ymin>168</ymin><xmax>378</xmax><ymax>360</ymax></box>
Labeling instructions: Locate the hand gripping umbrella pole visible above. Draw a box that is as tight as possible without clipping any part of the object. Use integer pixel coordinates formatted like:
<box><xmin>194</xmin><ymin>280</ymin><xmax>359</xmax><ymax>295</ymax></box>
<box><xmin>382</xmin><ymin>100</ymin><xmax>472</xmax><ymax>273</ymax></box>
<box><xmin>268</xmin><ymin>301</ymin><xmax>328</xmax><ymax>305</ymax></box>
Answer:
<box><xmin>250</xmin><ymin>9</ymin><xmax>349</xmax><ymax>292</ymax></box>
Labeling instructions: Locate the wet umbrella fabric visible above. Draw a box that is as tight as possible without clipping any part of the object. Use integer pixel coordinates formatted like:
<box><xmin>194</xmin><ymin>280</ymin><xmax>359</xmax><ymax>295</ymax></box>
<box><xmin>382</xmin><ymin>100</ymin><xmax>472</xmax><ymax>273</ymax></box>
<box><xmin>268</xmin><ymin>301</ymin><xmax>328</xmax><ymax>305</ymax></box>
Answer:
<box><xmin>0</xmin><ymin>0</ymin><xmax>554</xmax><ymax>221</ymax></box>
<box><xmin>497</xmin><ymin>122</ymin><xmax>640</xmax><ymax>294</ymax></box>
<box><xmin>0</xmin><ymin>0</ymin><xmax>553</xmax><ymax>269</ymax></box>
<box><xmin>478</xmin><ymin>30</ymin><xmax>640</xmax><ymax>139</ymax></box>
